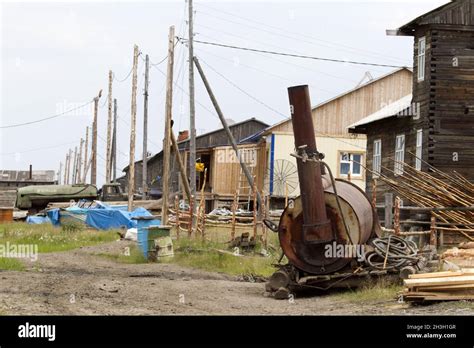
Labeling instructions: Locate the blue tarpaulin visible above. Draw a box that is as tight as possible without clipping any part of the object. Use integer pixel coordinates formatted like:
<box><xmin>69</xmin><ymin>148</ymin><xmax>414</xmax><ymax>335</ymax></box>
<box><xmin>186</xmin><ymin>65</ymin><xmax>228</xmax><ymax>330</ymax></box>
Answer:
<box><xmin>26</xmin><ymin>215</ymin><xmax>51</xmax><ymax>224</ymax></box>
<box><xmin>46</xmin><ymin>209</ymin><xmax>61</xmax><ymax>226</ymax></box>
<box><xmin>85</xmin><ymin>207</ymin><xmax>155</xmax><ymax>230</ymax></box>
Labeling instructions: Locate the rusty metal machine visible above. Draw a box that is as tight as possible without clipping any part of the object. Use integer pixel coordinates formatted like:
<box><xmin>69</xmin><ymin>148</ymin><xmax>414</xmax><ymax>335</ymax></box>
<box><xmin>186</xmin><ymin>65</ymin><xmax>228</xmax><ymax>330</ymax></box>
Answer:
<box><xmin>264</xmin><ymin>85</ymin><xmax>433</xmax><ymax>299</ymax></box>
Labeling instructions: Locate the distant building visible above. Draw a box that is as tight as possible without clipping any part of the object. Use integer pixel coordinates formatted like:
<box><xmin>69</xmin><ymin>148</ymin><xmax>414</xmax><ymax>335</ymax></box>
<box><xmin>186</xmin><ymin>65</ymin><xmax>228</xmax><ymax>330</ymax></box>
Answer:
<box><xmin>0</xmin><ymin>169</ymin><xmax>56</xmax><ymax>207</ymax></box>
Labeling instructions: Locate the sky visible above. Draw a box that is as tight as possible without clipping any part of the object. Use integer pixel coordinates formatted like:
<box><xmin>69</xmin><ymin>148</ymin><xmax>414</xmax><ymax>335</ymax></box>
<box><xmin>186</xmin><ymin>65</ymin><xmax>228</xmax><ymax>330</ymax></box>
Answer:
<box><xmin>0</xmin><ymin>0</ymin><xmax>449</xmax><ymax>186</ymax></box>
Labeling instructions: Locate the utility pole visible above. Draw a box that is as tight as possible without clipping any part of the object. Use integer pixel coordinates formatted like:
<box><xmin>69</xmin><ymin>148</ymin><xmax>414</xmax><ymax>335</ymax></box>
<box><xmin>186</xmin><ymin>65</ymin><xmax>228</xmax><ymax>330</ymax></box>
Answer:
<box><xmin>106</xmin><ymin>70</ymin><xmax>113</xmax><ymax>183</ymax></box>
<box><xmin>83</xmin><ymin>126</ymin><xmax>89</xmax><ymax>183</ymax></box>
<box><xmin>194</xmin><ymin>57</ymin><xmax>262</xmax><ymax>208</ymax></box>
<box><xmin>91</xmin><ymin>90</ymin><xmax>102</xmax><ymax>186</ymax></box>
<box><xmin>58</xmin><ymin>161</ymin><xmax>63</xmax><ymax>185</ymax></box>
<box><xmin>188</xmin><ymin>0</ymin><xmax>197</xmax><ymax>215</ymax></box>
<box><xmin>171</xmin><ymin>129</ymin><xmax>191</xmax><ymax>201</ymax></box>
<box><xmin>63</xmin><ymin>152</ymin><xmax>68</xmax><ymax>185</ymax></box>
<box><xmin>128</xmin><ymin>45</ymin><xmax>139</xmax><ymax>211</ymax></box>
<box><xmin>77</xmin><ymin>138</ymin><xmax>84</xmax><ymax>184</ymax></box>
<box><xmin>142</xmin><ymin>55</ymin><xmax>150</xmax><ymax>200</ymax></box>
<box><xmin>66</xmin><ymin>149</ymin><xmax>72</xmax><ymax>185</ymax></box>
<box><xmin>112</xmin><ymin>98</ymin><xmax>118</xmax><ymax>182</ymax></box>
<box><xmin>72</xmin><ymin>146</ymin><xmax>78</xmax><ymax>184</ymax></box>
<box><xmin>162</xmin><ymin>25</ymin><xmax>175</xmax><ymax>225</ymax></box>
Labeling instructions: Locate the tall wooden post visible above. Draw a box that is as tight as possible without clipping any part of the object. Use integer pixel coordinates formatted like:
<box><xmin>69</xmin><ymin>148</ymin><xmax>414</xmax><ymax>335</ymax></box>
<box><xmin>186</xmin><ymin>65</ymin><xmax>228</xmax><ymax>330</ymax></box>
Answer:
<box><xmin>253</xmin><ymin>177</ymin><xmax>257</xmax><ymax>240</ymax></box>
<box><xmin>188</xmin><ymin>0</ymin><xmax>197</xmax><ymax>222</ymax></box>
<box><xmin>106</xmin><ymin>70</ymin><xmax>113</xmax><ymax>183</ymax></box>
<box><xmin>372</xmin><ymin>179</ymin><xmax>377</xmax><ymax>209</ymax></box>
<box><xmin>63</xmin><ymin>152</ymin><xmax>68</xmax><ymax>185</ymax></box>
<box><xmin>162</xmin><ymin>26</ymin><xmax>175</xmax><ymax>225</ymax></box>
<box><xmin>112</xmin><ymin>99</ymin><xmax>118</xmax><ymax>182</ymax></box>
<box><xmin>128</xmin><ymin>45</ymin><xmax>139</xmax><ymax>212</ymax></box>
<box><xmin>142</xmin><ymin>55</ymin><xmax>150</xmax><ymax>199</ymax></box>
<box><xmin>83</xmin><ymin>126</ymin><xmax>89</xmax><ymax>183</ymax></box>
<box><xmin>171</xmin><ymin>130</ymin><xmax>191</xmax><ymax>202</ymax></box>
<box><xmin>58</xmin><ymin>161</ymin><xmax>63</xmax><ymax>185</ymax></box>
<box><xmin>384</xmin><ymin>193</ymin><xmax>394</xmax><ymax>229</ymax></box>
<box><xmin>77</xmin><ymin>138</ymin><xmax>84</xmax><ymax>184</ymax></box>
<box><xmin>66</xmin><ymin>149</ymin><xmax>72</xmax><ymax>185</ymax></box>
<box><xmin>175</xmin><ymin>195</ymin><xmax>180</xmax><ymax>240</ymax></box>
<box><xmin>72</xmin><ymin>146</ymin><xmax>78</xmax><ymax>184</ymax></box>
<box><xmin>91</xmin><ymin>90</ymin><xmax>102</xmax><ymax>186</ymax></box>
<box><xmin>394</xmin><ymin>196</ymin><xmax>401</xmax><ymax>235</ymax></box>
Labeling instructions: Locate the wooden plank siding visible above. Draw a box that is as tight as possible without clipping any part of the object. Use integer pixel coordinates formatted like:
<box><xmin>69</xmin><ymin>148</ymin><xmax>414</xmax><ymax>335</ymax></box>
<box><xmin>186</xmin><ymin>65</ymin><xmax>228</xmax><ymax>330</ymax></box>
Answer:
<box><xmin>270</xmin><ymin>68</ymin><xmax>413</xmax><ymax>136</ymax></box>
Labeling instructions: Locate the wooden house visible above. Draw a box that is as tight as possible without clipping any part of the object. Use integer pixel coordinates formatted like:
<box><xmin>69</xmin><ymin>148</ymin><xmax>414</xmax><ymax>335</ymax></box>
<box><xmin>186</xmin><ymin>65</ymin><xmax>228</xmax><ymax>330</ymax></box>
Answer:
<box><xmin>262</xmin><ymin>68</ymin><xmax>413</xmax><ymax>208</ymax></box>
<box><xmin>122</xmin><ymin>118</ymin><xmax>268</xmax><ymax>211</ymax></box>
<box><xmin>350</xmin><ymin>0</ymin><xmax>474</xmax><ymax>203</ymax></box>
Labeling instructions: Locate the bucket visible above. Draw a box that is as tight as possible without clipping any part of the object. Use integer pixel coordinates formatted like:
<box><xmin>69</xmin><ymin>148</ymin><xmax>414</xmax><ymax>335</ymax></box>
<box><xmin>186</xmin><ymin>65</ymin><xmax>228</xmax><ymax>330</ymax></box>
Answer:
<box><xmin>147</xmin><ymin>225</ymin><xmax>172</xmax><ymax>261</ymax></box>
<box><xmin>0</xmin><ymin>208</ymin><xmax>13</xmax><ymax>223</ymax></box>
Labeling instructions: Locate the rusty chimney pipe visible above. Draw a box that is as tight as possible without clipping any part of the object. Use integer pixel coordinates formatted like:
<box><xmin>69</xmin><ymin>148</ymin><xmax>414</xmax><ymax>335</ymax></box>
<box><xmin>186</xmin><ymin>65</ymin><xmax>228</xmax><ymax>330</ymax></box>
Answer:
<box><xmin>288</xmin><ymin>85</ymin><xmax>333</xmax><ymax>243</ymax></box>
<box><xmin>29</xmin><ymin>164</ymin><xmax>33</xmax><ymax>180</ymax></box>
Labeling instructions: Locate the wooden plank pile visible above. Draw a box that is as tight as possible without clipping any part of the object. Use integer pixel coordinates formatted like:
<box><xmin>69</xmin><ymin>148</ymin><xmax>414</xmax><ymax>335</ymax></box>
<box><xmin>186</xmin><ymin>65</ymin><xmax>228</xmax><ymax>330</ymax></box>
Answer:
<box><xmin>402</xmin><ymin>269</ymin><xmax>474</xmax><ymax>302</ymax></box>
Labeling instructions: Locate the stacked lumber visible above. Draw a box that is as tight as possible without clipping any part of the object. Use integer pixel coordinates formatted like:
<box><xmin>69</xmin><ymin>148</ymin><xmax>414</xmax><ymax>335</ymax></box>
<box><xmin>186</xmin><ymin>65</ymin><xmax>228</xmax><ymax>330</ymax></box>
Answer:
<box><xmin>402</xmin><ymin>270</ymin><xmax>474</xmax><ymax>302</ymax></box>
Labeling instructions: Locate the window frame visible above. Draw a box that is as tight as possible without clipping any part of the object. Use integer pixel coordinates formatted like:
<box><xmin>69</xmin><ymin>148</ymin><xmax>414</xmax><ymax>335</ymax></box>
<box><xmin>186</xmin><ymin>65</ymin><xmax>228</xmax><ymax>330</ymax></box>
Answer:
<box><xmin>417</xmin><ymin>37</ymin><xmax>426</xmax><ymax>82</ymax></box>
<box><xmin>415</xmin><ymin>129</ymin><xmax>423</xmax><ymax>171</ymax></box>
<box><xmin>373</xmin><ymin>139</ymin><xmax>382</xmax><ymax>177</ymax></box>
<box><xmin>394</xmin><ymin>134</ymin><xmax>405</xmax><ymax>175</ymax></box>
<box><xmin>338</xmin><ymin>151</ymin><xmax>364</xmax><ymax>178</ymax></box>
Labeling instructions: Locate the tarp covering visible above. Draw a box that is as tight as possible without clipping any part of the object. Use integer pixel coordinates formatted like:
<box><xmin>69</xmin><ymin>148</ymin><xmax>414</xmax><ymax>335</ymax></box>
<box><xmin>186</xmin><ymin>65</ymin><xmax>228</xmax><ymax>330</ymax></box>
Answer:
<box><xmin>26</xmin><ymin>215</ymin><xmax>51</xmax><ymax>224</ymax></box>
<box><xmin>85</xmin><ymin>207</ymin><xmax>155</xmax><ymax>230</ymax></box>
<box><xmin>46</xmin><ymin>208</ymin><xmax>60</xmax><ymax>226</ymax></box>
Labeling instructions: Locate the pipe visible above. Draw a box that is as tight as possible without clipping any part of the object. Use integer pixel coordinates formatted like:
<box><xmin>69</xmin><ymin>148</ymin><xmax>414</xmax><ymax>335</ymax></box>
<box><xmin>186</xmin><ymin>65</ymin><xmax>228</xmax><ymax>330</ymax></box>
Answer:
<box><xmin>288</xmin><ymin>85</ymin><xmax>332</xmax><ymax>243</ymax></box>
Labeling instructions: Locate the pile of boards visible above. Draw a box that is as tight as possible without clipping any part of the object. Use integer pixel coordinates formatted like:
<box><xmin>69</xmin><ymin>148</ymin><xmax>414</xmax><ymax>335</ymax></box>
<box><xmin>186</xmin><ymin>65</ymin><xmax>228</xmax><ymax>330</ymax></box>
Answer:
<box><xmin>442</xmin><ymin>242</ymin><xmax>474</xmax><ymax>268</ymax></box>
<box><xmin>402</xmin><ymin>269</ymin><xmax>474</xmax><ymax>302</ymax></box>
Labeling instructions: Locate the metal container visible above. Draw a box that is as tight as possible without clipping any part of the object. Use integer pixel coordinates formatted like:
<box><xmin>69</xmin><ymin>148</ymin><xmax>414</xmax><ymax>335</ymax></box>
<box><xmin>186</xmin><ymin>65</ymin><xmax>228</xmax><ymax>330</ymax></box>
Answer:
<box><xmin>0</xmin><ymin>208</ymin><xmax>13</xmax><ymax>223</ymax></box>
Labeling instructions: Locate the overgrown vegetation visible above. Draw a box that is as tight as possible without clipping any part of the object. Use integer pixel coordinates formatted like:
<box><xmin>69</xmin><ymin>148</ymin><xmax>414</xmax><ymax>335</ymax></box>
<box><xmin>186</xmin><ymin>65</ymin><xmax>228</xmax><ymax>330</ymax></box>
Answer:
<box><xmin>0</xmin><ymin>222</ymin><xmax>118</xmax><ymax>256</ymax></box>
<box><xmin>97</xmin><ymin>244</ymin><xmax>148</xmax><ymax>264</ymax></box>
<box><xmin>332</xmin><ymin>278</ymin><xmax>403</xmax><ymax>302</ymax></box>
<box><xmin>0</xmin><ymin>257</ymin><xmax>25</xmax><ymax>271</ymax></box>
<box><xmin>162</xmin><ymin>235</ymin><xmax>280</xmax><ymax>278</ymax></box>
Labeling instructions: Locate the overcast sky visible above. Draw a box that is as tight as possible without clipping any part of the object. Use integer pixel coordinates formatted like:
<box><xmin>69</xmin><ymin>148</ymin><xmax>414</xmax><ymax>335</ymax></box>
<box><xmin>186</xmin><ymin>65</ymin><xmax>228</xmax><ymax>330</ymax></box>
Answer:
<box><xmin>0</xmin><ymin>0</ymin><xmax>448</xmax><ymax>185</ymax></box>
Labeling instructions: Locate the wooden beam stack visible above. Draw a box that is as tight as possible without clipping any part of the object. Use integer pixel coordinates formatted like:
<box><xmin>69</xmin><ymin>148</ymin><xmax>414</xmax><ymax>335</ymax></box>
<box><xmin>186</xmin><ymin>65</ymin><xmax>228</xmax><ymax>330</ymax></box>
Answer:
<box><xmin>402</xmin><ymin>270</ymin><xmax>474</xmax><ymax>302</ymax></box>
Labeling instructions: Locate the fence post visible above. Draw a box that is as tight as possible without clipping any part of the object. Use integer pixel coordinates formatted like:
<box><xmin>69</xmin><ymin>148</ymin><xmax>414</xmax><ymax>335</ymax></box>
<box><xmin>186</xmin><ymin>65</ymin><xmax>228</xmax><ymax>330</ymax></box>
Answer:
<box><xmin>231</xmin><ymin>190</ymin><xmax>237</xmax><ymax>240</ymax></box>
<box><xmin>394</xmin><ymin>196</ymin><xmax>401</xmax><ymax>235</ymax></box>
<box><xmin>372</xmin><ymin>179</ymin><xmax>377</xmax><ymax>209</ymax></box>
<box><xmin>253</xmin><ymin>177</ymin><xmax>257</xmax><ymax>240</ymax></box>
<box><xmin>175</xmin><ymin>195</ymin><xmax>180</xmax><ymax>240</ymax></box>
<box><xmin>384</xmin><ymin>193</ymin><xmax>394</xmax><ymax>229</ymax></box>
<box><xmin>430</xmin><ymin>214</ymin><xmax>437</xmax><ymax>248</ymax></box>
<box><xmin>188</xmin><ymin>194</ymin><xmax>194</xmax><ymax>237</ymax></box>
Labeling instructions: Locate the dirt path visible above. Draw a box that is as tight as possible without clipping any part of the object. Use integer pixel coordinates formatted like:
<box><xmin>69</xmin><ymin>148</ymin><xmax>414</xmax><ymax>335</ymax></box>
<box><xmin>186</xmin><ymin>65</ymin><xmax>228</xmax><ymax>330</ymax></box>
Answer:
<box><xmin>0</xmin><ymin>240</ymin><xmax>472</xmax><ymax>315</ymax></box>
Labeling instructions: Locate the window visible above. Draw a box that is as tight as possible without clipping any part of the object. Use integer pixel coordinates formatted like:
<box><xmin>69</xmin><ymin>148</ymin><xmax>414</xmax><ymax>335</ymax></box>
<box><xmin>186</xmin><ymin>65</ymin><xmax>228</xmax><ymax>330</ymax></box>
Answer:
<box><xmin>415</xmin><ymin>129</ymin><xmax>423</xmax><ymax>170</ymax></box>
<box><xmin>373</xmin><ymin>139</ymin><xmax>382</xmax><ymax>177</ymax></box>
<box><xmin>340</xmin><ymin>152</ymin><xmax>362</xmax><ymax>177</ymax></box>
<box><xmin>418</xmin><ymin>37</ymin><xmax>426</xmax><ymax>82</ymax></box>
<box><xmin>394</xmin><ymin>134</ymin><xmax>405</xmax><ymax>175</ymax></box>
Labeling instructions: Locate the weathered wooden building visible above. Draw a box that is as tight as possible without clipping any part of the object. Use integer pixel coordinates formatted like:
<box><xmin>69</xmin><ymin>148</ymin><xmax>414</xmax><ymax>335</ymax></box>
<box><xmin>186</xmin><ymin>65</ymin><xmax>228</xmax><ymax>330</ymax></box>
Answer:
<box><xmin>350</xmin><ymin>0</ymin><xmax>474</xmax><ymax>202</ymax></box>
<box><xmin>122</xmin><ymin>118</ymin><xmax>268</xmax><ymax>210</ymax></box>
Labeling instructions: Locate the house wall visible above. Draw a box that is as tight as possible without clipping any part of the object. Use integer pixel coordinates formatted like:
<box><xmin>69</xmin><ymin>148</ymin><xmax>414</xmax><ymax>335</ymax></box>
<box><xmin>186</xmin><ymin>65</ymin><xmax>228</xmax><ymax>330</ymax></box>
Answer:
<box><xmin>270</xmin><ymin>69</ymin><xmax>413</xmax><ymax>136</ymax></box>
<box><xmin>267</xmin><ymin>132</ymin><xmax>367</xmax><ymax>195</ymax></box>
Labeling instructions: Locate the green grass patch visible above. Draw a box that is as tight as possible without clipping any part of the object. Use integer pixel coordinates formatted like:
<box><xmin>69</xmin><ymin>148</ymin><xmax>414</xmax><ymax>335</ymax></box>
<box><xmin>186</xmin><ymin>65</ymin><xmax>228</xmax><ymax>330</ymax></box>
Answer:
<box><xmin>0</xmin><ymin>222</ymin><xmax>119</xmax><ymax>254</ymax></box>
<box><xmin>162</xmin><ymin>237</ymin><xmax>279</xmax><ymax>277</ymax></box>
<box><xmin>332</xmin><ymin>278</ymin><xmax>403</xmax><ymax>302</ymax></box>
<box><xmin>0</xmin><ymin>257</ymin><xmax>25</xmax><ymax>271</ymax></box>
<box><xmin>97</xmin><ymin>244</ymin><xmax>148</xmax><ymax>264</ymax></box>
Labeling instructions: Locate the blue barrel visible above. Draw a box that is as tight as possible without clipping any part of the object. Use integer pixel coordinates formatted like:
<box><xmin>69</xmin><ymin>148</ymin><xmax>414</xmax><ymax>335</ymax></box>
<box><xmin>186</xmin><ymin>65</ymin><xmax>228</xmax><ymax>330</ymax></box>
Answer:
<box><xmin>135</xmin><ymin>217</ymin><xmax>161</xmax><ymax>259</ymax></box>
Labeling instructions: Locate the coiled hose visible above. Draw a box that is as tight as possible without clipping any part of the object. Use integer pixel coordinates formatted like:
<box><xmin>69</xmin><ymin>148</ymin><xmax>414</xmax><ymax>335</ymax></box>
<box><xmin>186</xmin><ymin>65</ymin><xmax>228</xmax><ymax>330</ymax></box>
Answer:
<box><xmin>365</xmin><ymin>235</ymin><xmax>419</xmax><ymax>270</ymax></box>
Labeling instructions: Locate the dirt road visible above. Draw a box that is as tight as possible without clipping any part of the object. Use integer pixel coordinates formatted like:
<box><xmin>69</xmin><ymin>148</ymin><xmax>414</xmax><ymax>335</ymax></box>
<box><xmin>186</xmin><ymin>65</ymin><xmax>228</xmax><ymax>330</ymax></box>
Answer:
<box><xmin>0</xmin><ymin>240</ymin><xmax>472</xmax><ymax>315</ymax></box>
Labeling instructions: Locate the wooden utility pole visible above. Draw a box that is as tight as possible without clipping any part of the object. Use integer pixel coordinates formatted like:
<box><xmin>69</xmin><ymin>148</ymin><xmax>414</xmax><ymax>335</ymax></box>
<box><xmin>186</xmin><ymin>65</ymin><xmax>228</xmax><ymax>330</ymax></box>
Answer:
<box><xmin>83</xmin><ymin>126</ymin><xmax>89</xmax><ymax>183</ymax></box>
<box><xmin>72</xmin><ymin>146</ymin><xmax>78</xmax><ymax>184</ymax></box>
<box><xmin>91</xmin><ymin>90</ymin><xmax>102</xmax><ymax>186</ymax></box>
<box><xmin>112</xmin><ymin>98</ymin><xmax>118</xmax><ymax>182</ymax></box>
<box><xmin>66</xmin><ymin>149</ymin><xmax>72</xmax><ymax>185</ymax></box>
<box><xmin>58</xmin><ymin>161</ymin><xmax>63</xmax><ymax>185</ymax></box>
<box><xmin>106</xmin><ymin>70</ymin><xmax>113</xmax><ymax>183</ymax></box>
<box><xmin>170</xmin><ymin>130</ymin><xmax>191</xmax><ymax>201</ymax></box>
<box><xmin>77</xmin><ymin>138</ymin><xmax>84</xmax><ymax>184</ymax></box>
<box><xmin>194</xmin><ymin>57</ymin><xmax>262</xmax><ymax>208</ymax></box>
<box><xmin>188</xmin><ymin>0</ymin><xmax>197</xmax><ymax>216</ymax></box>
<box><xmin>63</xmin><ymin>153</ymin><xmax>68</xmax><ymax>185</ymax></box>
<box><xmin>162</xmin><ymin>25</ymin><xmax>175</xmax><ymax>225</ymax></box>
<box><xmin>142</xmin><ymin>55</ymin><xmax>150</xmax><ymax>200</ymax></box>
<box><xmin>128</xmin><ymin>45</ymin><xmax>139</xmax><ymax>211</ymax></box>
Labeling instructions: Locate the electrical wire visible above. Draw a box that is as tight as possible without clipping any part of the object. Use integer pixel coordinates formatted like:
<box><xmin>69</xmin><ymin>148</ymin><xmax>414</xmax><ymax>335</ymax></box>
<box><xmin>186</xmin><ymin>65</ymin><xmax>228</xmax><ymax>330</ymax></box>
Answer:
<box><xmin>0</xmin><ymin>100</ymin><xmax>93</xmax><ymax>129</ymax></box>
<box><xmin>177</xmin><ymin>37</ymin><xmax>408</xmax><ymax>69</ymax></box>
<box><xmin>0</xmin><ymin>141</ymin><xmax>78</xmax><ymax>156</ymax></box>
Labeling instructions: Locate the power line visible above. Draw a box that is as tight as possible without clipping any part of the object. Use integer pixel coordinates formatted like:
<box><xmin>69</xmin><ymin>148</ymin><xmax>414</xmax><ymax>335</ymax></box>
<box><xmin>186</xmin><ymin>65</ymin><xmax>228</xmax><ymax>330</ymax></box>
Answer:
<box><xmin>177</xmin><ymin>37</ymin><xmax>408</xmax><ymax>69</ymax></box>
<box><xmin>196</xmin><ymin>5</ymin><xmax>409</xmax><ymax>65</ymax></box>
<box><xmin>0</xmin><ymin>140</ymin><xmax>78</xmax><ymax>156</ymax></box>
<box><xmin>0</xmin><ymin>100</ymin><xmax>93</xmax><ymax>129</ymax></box>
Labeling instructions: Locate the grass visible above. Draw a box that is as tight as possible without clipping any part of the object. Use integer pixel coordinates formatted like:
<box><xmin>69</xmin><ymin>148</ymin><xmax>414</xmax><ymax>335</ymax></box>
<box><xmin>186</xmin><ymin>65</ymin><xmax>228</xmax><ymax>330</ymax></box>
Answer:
<box><xmin>97</xmin><ymin>244</ymin><xmax>148</xmax><ymax>264</ymax></box>
<box><xmin>0</xmin><ymin>222</ymin><xmax>119</xmax><ymax>270</ymax></box>
<box><xmin>162</xmin><ymin>234</ymin><xmax>280</xmax><ymax>277</ymax></box>
<box><xmin>331</xmin><ymin>278</ymin><xmax>403</xmax><ymax>302</ymax></box>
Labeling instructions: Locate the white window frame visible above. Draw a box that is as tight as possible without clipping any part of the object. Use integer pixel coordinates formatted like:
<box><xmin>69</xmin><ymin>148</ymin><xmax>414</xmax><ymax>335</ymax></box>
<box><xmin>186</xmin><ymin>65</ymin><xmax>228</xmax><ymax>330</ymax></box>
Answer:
<box><xmin>373</xmin><ymin>139</ymin><xmax>382</xmax><ymax>177</ymax></box>
<box><xmin>417</xmin><ymin>37</ymin><xmax>426</xmax><ymax>82</ymax></box>
<box><xmin>415</xmin><ymin>129</ymin><xmax>423</xmax><ymax>170</ymax></box>
<box><xmin>394</xmin><ymin>134</ymin><xmax>405</xmax><ymax>175</ymax></box>
<box><xmin>339</xmin><ymin>152</ymin><xmax>363</xmax><ymax>178</ymax></box>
